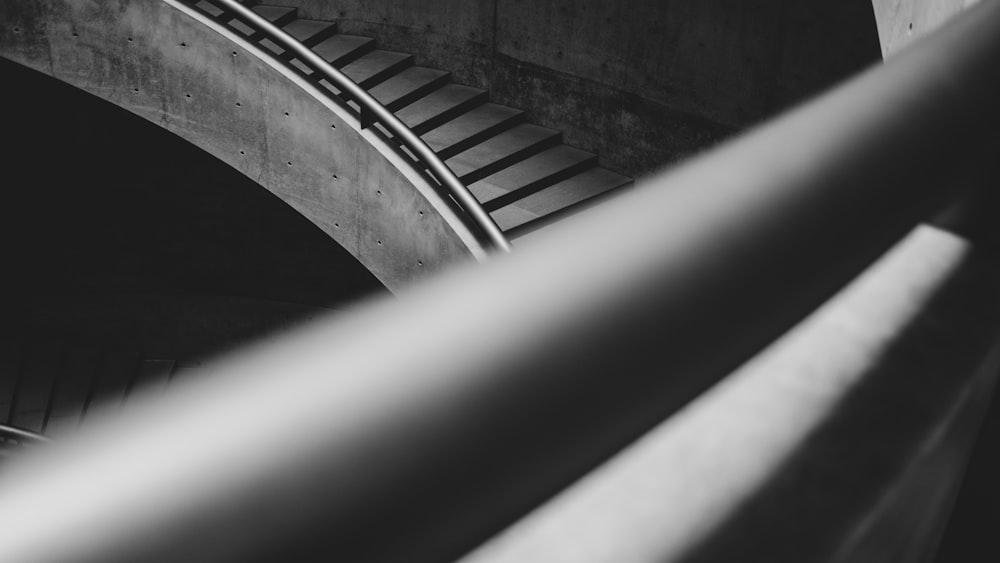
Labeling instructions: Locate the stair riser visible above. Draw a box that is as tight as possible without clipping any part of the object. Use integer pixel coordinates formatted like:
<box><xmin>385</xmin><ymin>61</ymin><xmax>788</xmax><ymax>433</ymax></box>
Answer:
<box><xmin>273</xmin><ymin>24</ymin><xmax>340</xmax><ymax>67</ymax></box>
<box><xmin>356</xmin><ymin>57</ymin><xmax>415</xmax><ymax>89</ymax></box>
<box><xmin>505</xmin><ymin>179</ymin><xmax>634</xmax><ymax>238</ymax></box>
<box><xmin>296</xmin><ymin>24</ymin><xmax>339</xmax><ymax>48</ymax></box>
<box><xmin>410</xmin><ymin>92</ymin><xmax>488</xmax><ymax>136</ymax></box>
<box><xmin>384</xmin><ymin>73</ymin><xmax>452</xmax><ymax>112</ymax></box>
<box><xmin>457</xmin><ymin>134</ymin><xmax>562</xmax><ymax>186</ymax></box>
<box><xmin>329</xmin><ymin>41</ymin><xmax>376</xmax><ymax>68</ymax></box>
<box><xmin>433</xmin><ymin>112</ymin><xmax>526</xmax><ymax>160</ymax></box>
<box><xmin>481</xmin><ymin>156</ymin><xmax>598</xmax><ymax>212</ymax></box>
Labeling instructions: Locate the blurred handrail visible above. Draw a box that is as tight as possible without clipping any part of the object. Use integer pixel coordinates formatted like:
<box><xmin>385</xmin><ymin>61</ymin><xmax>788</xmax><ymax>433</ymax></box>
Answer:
<box><xmin>0</xmin><ymin>1</ymin><xmax>999</xmax><ymax>562</ymax></box>
<box><xmin>204</xmin><ymin>0</ymin><xmax>511</xmax><ymax>253</ymax></box>
<box><xmin>0</xmin><ymin>424</ymin><xmax>50</xmax><ymax>445</ymax></box>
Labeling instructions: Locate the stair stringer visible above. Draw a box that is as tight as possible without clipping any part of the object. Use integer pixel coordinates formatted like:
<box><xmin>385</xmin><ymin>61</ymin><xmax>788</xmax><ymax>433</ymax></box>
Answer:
<box><xmin>0</xmin><ymin>0</ymin><xmax>489</xmax><ymax>292</ymax></box>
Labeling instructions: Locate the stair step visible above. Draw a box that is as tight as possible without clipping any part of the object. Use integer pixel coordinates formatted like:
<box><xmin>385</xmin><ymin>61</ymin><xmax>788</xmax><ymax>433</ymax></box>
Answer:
<box><xmin>500</xmin><ymin>167</ymin><xmax>633</xmax><ymax>237</ymax></box>
<box><xmin>0</xmin><ymin>339</ymin><xmax>23</xmax><ymax>425</ymax></box>
<box><xmin>340</xmin><ymin>50</ymin><xmax>414</xmax><ymax>88</ymax></box>
<box><xmin>369</xmin><ymin>67</ymin><xmax>451</xmax><ymax>111</ymax></box>
<box><xmin>132</xmin><ymin>359</ymin><xmax>176</xmax><ymax>395</ymax></box>
<box><xmin>251</xmin><ymin>4</ymin><xmax>299</xmax><ymax>26</ymax></box>
<box><xmin>252</xmin><ymin>5</ymin><xmax>299</xmax><ymax>25</ymax></box>
<box><xmin>445</xmin><ymin>124</ymin><xmax>561</xmax><ymax>185</ymax></box>
<box><xmin>229</xmin><ymin>5</ymin><xmax>298</xmax><ymax>36</ymax></box>
<box><xmin>471</xmin><ymin>145</ymin><xmax>598</xmax><ymax>211</ymax></box>
<box><xmin>88</xmin><ymin>351</ymin><xmax>140</xmax><ymax>413</ymax></box>
<box><xmin>281</xmin><ymin>19</ymin><xmax>338</xmax><ymax>47</ymax></box>
<box><xmin>44</xmin><ymin>345</ymin><xmax>102</xmax><ymax>437</ymax></box>
<box><xmin>422</xmin><ymin>103</ymin><xmax>525</xmax><ymax>159</ymax></box>
<box><xmin>311</xmin><ymin>34</ymin><xmax>375</xmax><ymax>67</ymax></box>
<box><xmin>260</xmin><ymin>18</ymin><xmax>337</xmax><ymax>56</ymax></box>
<box><xmin>397</xmin><ymin>84</ymin><xmax>487</xmax><ymax>134</ymax></box>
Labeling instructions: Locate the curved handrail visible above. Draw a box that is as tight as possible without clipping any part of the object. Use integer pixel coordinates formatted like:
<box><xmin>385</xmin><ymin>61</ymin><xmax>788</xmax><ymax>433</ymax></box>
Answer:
<box><xmin>458</xmin><ymin>224</ymin><xmax>1000</xmax><ymax>563</ymax></box>
<box><xmin>201</xmin><ymin>0</ymin><xmax>512</xmax><ymax>253</ymax></box>
<box><xmin>0</xmin><ymin>1</ymin><xmax>998</xmax><ymax>562</ymax></box>
<box><xmin>0</xmin><ymin>424</ymin><xmax>50</xmax><ymax>446</ymax></box>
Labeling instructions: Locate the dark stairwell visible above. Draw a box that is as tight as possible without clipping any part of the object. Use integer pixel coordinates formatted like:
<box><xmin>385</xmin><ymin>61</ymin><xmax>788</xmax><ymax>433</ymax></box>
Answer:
<box><xmin>0</xmin><ymin>57</ymin><xmax>386</xmax><ymax>437</ymax></box>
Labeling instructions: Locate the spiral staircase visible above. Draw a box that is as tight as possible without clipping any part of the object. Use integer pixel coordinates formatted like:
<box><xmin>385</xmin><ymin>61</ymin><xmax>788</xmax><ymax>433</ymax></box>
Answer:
<box><xmin>0</xmin><ymin>0</ymin><xmax>636</xmax><ymax>448</ymax></box>
<box><xmin>189</xmin><ymin>1</ymin><xmax>633</xmax><ymax>243</ymax></box>
<box><xmin>0</xmin><ymin>1</ymin><xmax>999</xmax><ymax>562</ymax></box>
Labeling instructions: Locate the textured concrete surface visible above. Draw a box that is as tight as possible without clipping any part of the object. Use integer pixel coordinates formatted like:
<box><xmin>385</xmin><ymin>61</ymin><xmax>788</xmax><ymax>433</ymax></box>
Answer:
<box><xmin>285</xmin><ymin>0</ymin><xmax>881</xmax><ymax>177</ymax></box>
<box><xmin>872</xmin><ymin>0</ymin><xmax>981</xmax><ymax>57</ymax></box>
<box><xmin>0</xmin><ymin>56</ymin><xmax>385</xmax><ymax>307</ymax></box>
<box><xmin>0</xmin><ymin>0</ymin><xmax>487</xmax><ymax>292</ymax></box>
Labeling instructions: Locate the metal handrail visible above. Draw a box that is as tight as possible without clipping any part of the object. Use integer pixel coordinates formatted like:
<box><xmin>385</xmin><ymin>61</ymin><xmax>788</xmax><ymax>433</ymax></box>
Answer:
<box><xmin>0</xmin><ymin>424</ymin><xmax>50</xmax><ymax>446</ymax></box>
<box><xmin>204</xmin><ymin>0</ymin><xmax>512</xmax><ymax>253</ymax></box>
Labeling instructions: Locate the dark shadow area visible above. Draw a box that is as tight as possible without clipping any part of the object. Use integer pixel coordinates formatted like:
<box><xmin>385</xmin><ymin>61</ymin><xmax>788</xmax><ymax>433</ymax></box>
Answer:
<box><xmin>933</xmin><ymin>378</ymin><xmax>1000</xmax><ymax>562</ymax></box>
<box><xmin>0</xmin><ymin>57</ymin><xmax>385</xmax><ymax>307</ymax></box>
<box><xmin>931</xmin><ymin>183</ymin><xmax>1000</xmax><ymax>563</ymax></box>
<box><xmin>0</xmin><ymin>57</ymin><xmax>387</xmax><ymax>432</ymax></box>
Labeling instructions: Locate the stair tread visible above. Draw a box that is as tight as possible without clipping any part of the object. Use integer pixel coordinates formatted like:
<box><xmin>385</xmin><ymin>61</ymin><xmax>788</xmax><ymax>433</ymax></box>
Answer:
<box><xmin>311</xmin><ymin>34</ymin><xmax>375</xmax><ymax>66</ymax></box>
<box><xmin>44</xmin><ymin>346</ymin><xmax>101</xmax><ymax>437</ymax></box>
<box><xmin>251</xmin><ymin>5</ymin><xmax>297</xmax><ymax>23</ymax></box>
<box><xmin>8</xmin><ymin>344</ymin><xmax>59</xmax><ymax>433</ymax></box>
<box><xmin>445</xmin><ymin>123</ymin><xmax>560</xmax><ymax>181</ymax></box>
<box><xmin>396</xmin><ymin>84</ymin><xmax>486</xmax><ymax>131</ymax></box>
<box><xmin>281</xmin><ymin>19</ymin><xmax>337</xmax><ymax>45</ymax></box>
<box><xmin>496</xmin><ymin>167</ymin><xmax>633</xmax><ymax>233</ymax></box>
<box><xmin>89</xmin><ymin>351</ymin><xmax>140</xmax><ymax>411</ymax></box>
<box><xmin>369</xmin><ymin>66</ymin><xmax>450</xmax><ymax>108</ymax></box>
<box><xmin>340</xmin><ymin>50</ymin><xmax>414</xmax><ymax>86</ymax></box>
<box><xmin>0</xmin><ymin>339</ymin><xmax>21</xmax><ymax>423</ymax></box>
<box><xmin>470</xmin><ymin>145</ymin><xmax>597</xmax><ymax>206</ymax></box>
<box><xmin>132</xmin><ymin>359</ymin><xmax>175</xmax><ymax>395</ymax></box>
<box><xmin>422</xmin><ymin>103</ymin><xmax>524</xmax><ymax>156</ymax></box>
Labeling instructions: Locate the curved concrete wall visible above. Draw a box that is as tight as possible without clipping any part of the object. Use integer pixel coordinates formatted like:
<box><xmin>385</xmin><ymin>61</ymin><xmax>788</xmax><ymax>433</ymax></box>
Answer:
<box><xmin>1</xmin><ymin>55</ymin><xmax>385</xmax><ymax>308</ymax></box>
<box><xmin>286</xmin><ymin>0</ymin><xmax>882</xmax><ymax>177</ymax></box>
<box><xmin>0</xmin><ymin>0</ymin><xmax>487</xmax><ymax>292</ymax></box>
<box><xmin>872</xmin><ymin>0</ymin><xmax>980</xmax><ymax>57</ymax></box>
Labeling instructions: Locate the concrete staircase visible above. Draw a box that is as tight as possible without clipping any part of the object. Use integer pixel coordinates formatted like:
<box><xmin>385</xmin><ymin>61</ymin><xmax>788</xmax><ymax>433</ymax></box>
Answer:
<box><xmin>0</xmin><ymin>337</ymin><xmax>179</xmax><ymax>442</ymax></box>
<box><xmin>193</xmin><ymin>1</ymin><xmax>633</xmax><ymax>242</ymax></box>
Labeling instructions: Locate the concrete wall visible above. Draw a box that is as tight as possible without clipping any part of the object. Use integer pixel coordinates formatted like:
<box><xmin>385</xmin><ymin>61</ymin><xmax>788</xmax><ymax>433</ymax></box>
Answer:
<box><xmin>0</xmin><ymin>0</ymin><xmax>487</xmax><ymax>292</ymax></box>
<box><xmin>872</xmin><ymin>0</ymin><xmax>980</xmax><ymax>57</ymax></box>
<box><xmin>289</xmin><ymin>0</ymin><xmax>882</xmax><ymax>177</ymax></box>
<box><xmin>1</xmin><ymin>56</ymin><xmax>385</xmax><ymax>308</ymax></box>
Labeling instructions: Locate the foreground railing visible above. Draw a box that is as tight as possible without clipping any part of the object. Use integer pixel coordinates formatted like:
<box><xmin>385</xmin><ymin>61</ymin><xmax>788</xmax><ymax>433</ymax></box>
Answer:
<box><xmin>197</xmin><ymin>0</ymin><xmax>512</xmax><ymax>253</ymax></box>
<box><xmin>0</xmin><ymin>1</ymin><xmax>998</xmax><ymax>561</ymax></box>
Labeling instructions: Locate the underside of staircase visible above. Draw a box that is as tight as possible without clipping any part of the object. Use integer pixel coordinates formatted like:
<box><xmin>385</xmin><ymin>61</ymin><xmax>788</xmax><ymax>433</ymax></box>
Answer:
<box><xmin>192</xmin><ymin>1</ymin><xmax>633</xmax><ymax>244</ymax></box>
